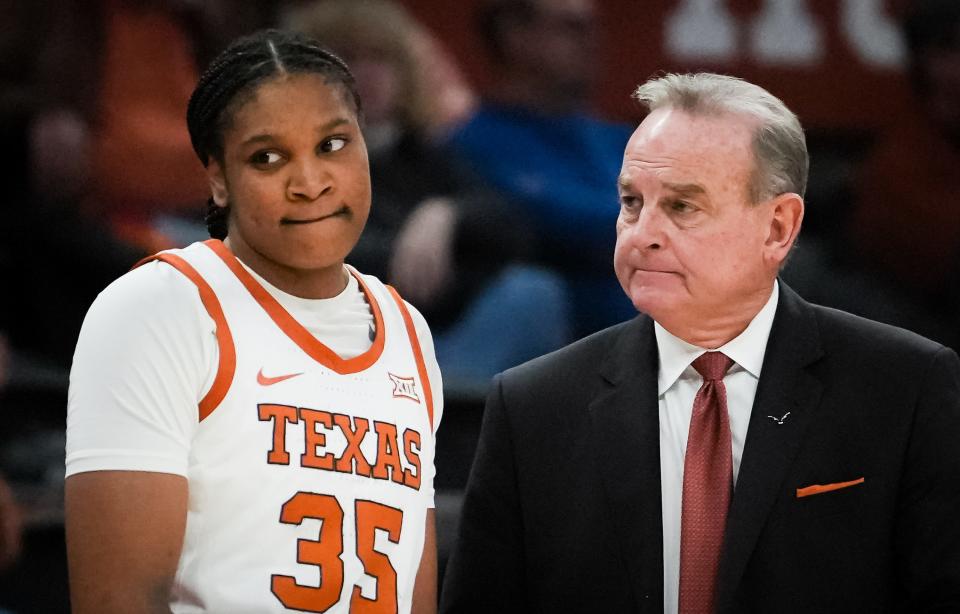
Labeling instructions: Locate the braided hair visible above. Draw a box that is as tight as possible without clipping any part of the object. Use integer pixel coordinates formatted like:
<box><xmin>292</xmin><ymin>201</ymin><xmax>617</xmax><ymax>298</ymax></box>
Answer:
<box><xmin>186</xmin><ymin>29</ymin><xmax>361</xmax><ymax>240</ymax></box>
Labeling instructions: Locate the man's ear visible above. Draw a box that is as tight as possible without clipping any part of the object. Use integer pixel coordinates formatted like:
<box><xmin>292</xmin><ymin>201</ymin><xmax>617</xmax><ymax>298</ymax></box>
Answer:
<box><xmin>764</xmin><ymin>192</ymin><xmax>804</xmax><ymax>266</ymax></box>
<box><xmin>206</xmin><ymin>159</ymin><xmax>229</xmax><ymax>207</ymax></box>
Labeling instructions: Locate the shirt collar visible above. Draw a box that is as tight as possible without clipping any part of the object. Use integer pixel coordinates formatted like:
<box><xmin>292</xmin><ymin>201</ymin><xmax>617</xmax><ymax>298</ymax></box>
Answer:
<box><xmin>654</xmin><ymin>280</ymin><xmax>780</xmax><ymax>395</ymax></box>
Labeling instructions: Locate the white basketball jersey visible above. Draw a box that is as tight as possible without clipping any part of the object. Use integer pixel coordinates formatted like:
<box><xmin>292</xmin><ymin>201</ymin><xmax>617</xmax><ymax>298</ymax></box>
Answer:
<box><xmin>144</xmin><ymin>240</ymin><xmax>437</xmax><ymax>614</ymax></box>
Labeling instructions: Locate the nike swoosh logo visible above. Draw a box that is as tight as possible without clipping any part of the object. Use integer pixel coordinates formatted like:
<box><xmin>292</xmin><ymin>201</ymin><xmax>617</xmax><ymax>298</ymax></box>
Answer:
<box><xmin>257</xmin><ymin>368</ymin><xmax>303</xmax><ymax>386</ymax></box>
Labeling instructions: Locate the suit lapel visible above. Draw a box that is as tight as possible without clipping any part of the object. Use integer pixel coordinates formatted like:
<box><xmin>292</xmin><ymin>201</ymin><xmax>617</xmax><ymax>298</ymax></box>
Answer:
<box><xmin>589</xmin><ymin>315</ymin><xmax>664</xmax><ymax>613</ymax></box>
<box><xmin>716</xmin><ymin>283</ymin><xmax>825</xmax><ymax>612</ymax></box>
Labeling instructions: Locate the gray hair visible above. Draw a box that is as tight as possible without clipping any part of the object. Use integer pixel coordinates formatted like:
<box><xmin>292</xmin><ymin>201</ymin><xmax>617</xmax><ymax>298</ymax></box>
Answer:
<box><xmin>633</xmin><ymin>73</ymin><xmax>808</xmax><ymax>202</ymax></box>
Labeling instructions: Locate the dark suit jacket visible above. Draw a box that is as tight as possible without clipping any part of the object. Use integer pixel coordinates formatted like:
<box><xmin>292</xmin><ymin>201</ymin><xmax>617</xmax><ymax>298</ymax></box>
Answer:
<box><xmin>440</xmin><ymin>283</ymin><xmax>960</xmax><ymax>613</ymax></box>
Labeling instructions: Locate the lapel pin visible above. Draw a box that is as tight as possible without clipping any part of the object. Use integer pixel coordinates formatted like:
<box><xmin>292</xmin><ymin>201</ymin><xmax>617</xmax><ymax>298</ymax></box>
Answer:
<box><xmin>767</xmin><ymin>411</ymin><xmax>791</xmax><ymax>425</ymax></box>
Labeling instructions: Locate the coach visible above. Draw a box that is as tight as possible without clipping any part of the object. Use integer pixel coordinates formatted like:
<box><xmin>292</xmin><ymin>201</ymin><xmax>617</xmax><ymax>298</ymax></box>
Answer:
<box><xmin>440</xmin><ymin>72</ymin><xmax>960</xmax><ymax>613</ymax></box>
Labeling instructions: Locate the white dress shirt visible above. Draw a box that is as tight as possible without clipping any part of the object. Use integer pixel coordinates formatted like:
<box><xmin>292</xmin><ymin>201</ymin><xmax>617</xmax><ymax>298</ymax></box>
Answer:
<box><xmin>657</xmin><ymin>281</ymin><xmax>779</xmax><ymax>614</ymax></box>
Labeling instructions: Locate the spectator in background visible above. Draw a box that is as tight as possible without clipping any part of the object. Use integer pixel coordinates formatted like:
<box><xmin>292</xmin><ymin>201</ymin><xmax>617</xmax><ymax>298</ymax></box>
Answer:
<box><xmin>447</xmin><ymin>0</ymin><xmax>635</xmax><ymax>337</ymax></box>
<box><xmin>0</xmin><ymin>0</ymin><xmax>145</xmax><ymax>370</ymax></box>
<box><xmin>0</xmin><ymin>1</ymin><xmax>273</xmax><ymax>371</ymax></box>
<box><xmin>285</xmin><ymin>0</ymin><xmax>572</xmax><ymax>381</ymax></box>
<box><xmin>30</xmin><ymin>0</ymin><xmax>271</xmax><ymax>252</ymax></box>
<box><xmin>848</xmin><ymin>0</ymin><xmax>960</xmax><ymax>345</ymax></box>
<box><xmin>85</xmin><ymin>0</ymin><xmax>211</xmax><ymax>249</ymax></box>
<box><xmin>30</xmin><ymin>0</ymin><xmax>207</xmax><ymax>252</ymax></box>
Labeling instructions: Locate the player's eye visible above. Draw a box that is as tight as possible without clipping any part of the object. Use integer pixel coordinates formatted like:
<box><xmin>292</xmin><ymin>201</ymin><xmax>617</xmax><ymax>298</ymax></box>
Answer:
<box><xmin>320</xmin><ymin>137</ymin><xmax>348</xmax><ymax>153</ymax></box>
<box><xmin>250</xmin><ymin>151</ymin><xmax>283</xmax><ymax>166</ymax></box>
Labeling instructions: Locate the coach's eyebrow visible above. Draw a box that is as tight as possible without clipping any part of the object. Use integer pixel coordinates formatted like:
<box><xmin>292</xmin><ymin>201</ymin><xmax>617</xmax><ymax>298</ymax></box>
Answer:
<box><xmin>617</xmin><ymin>174</ymin><xmax>636</xmax><ymax>190</ymax></box>
<box><xmin>663</xmin><ymin>182</ymin><xmax>706</xmax><ymax>196</ymax></box>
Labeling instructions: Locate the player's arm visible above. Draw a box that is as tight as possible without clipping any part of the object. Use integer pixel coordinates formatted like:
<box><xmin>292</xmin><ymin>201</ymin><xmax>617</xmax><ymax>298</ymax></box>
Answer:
<box><xmin>66</xmin><ymin>471</ymin><xmax>187</xmax><ymax>614</ymax></box>
<box><xmin>65</xmin><ymin>262</ymin><xmax>212</xmax><ymax>613</ymax></box>
<box><xmin>406</xmin><ymin>302</ymin><xmax>441</xmax><ymax>614</ymax></box>
<box><xmin>412</xmin><ymin>509</ymin><xmax>438</xmax><ymax>614</ymax></box>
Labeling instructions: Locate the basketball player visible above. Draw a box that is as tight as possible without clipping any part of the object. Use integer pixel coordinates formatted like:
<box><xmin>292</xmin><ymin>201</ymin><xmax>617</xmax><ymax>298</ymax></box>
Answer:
<box><xmin>65</xmin><ymin>30</ymin><xmax>442</xmax><ymax>614</ymax></box>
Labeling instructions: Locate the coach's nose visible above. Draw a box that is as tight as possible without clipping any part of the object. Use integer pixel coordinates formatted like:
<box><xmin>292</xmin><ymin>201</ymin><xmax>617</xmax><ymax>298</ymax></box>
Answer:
<box><xmin>620</xmin><ymin>203</ymin><xmax>665</xmax><ymax>252</ymax></box>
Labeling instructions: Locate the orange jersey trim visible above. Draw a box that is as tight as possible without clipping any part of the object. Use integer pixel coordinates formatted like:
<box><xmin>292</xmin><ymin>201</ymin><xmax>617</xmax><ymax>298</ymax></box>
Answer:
<box><xmin>386</xmin><ymin>285</ymin><xmax>434</xmax><ymax>431</ymax></box>
<box><xmin>136</xmin><ymin>252</ymin><xmax>237</xmax><ymax>422</ymax></box>
<box><xmin>203</xmin><ymin>239</ymin><xmax>386</xmax><ymax>375</ymax></box>
<box><xmin>796</xmin><ymin>477</ymin><xmax>865</xmax><ymax>498</ymax></box>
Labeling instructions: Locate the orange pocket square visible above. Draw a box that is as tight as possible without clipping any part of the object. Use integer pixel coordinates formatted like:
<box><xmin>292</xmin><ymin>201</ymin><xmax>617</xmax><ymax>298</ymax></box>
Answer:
<box><xmin>796</xmin><ymin>477</ymin><xmax>865</xmax><ymax>498</ymax></box>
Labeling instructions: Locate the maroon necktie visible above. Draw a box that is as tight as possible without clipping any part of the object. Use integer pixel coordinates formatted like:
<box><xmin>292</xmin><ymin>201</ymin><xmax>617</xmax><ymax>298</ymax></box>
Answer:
<box><xmin>679</xmin><ymin>351</ymin><xmax>734</xmax><ymax>614</ymax></box>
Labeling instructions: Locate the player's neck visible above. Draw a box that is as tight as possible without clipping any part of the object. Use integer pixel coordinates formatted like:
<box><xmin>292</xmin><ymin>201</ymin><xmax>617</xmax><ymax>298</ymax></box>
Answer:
<box><xmin>224</xmin><ymin>237</ymin><xmax>348</xmax><ymax>299</ymax></box>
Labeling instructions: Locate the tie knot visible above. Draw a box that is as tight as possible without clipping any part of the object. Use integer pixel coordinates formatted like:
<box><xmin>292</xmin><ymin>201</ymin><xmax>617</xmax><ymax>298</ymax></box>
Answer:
<box><xmin>691</xmin><ymin>351</ymin><xmax>733</xmax><ymax>381</ymax></box>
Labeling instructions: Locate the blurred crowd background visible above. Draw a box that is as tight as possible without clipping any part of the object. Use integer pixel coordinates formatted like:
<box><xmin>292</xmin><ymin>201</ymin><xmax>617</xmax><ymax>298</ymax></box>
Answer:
<box><xmin>1</xmin><ymin>0</ymin><xmax>959</xmax><ymax>610</ymax></box>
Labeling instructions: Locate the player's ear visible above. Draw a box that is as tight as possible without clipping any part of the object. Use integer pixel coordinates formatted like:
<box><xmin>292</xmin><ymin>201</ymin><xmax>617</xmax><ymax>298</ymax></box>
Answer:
<box><xmin>206</xmin><ymin>159</ymin><xmax>229</xmax><ymax>207</ymax></box>
<box><xmin>763</xmin><ymin>192</ymin><xmax>804</xmax><ymax>267</ymax></box>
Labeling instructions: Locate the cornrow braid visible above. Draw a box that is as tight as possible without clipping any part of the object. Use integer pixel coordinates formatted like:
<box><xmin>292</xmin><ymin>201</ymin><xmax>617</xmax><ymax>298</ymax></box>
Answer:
<box><xmin>185</xmin><ymin>29</ymin><xmax>362</xmax><ymax>239</ymax></box>
<box><xmin>204</xmin><ymin>197</ymin><xmax>229</xmax><ymax>241</ymax></box>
